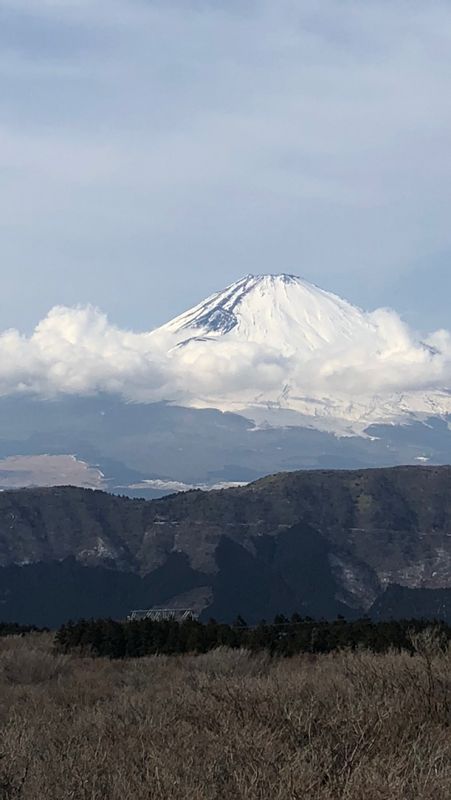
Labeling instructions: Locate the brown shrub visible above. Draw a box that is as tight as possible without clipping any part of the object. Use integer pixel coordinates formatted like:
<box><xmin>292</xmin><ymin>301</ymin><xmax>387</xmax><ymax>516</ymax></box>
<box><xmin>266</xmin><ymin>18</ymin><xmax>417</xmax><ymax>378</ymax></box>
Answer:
<box><xmin>0</xmin><ymin>634</ymin><xmax>449</xmax><ymax>799</ymax></box>
<box><xmin>0</xmin><ymin>636</ymin><xmax>71</xmax><ymax>685</ymax></box>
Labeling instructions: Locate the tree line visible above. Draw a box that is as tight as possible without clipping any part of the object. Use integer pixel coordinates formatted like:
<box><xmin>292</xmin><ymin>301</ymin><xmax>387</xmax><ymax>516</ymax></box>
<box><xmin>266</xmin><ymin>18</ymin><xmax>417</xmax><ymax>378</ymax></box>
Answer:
<box><xmin>0</xmin><ymin>622</ymin><xmax>45</xmax><ymax>636</ymax></box>
<box><xmin>54</xmin><ymin>615</ymin><xmax>451</xmax><ymax>659</ymax></box>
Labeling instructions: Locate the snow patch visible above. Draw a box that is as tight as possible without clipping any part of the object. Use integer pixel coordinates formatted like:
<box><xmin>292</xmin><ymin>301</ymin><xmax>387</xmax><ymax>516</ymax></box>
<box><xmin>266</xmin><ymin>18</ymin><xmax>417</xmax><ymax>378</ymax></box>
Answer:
<box><xmin>127</xmin><ymin>479</ymin><xmax>248</xmax><ymax>493</ymax></box>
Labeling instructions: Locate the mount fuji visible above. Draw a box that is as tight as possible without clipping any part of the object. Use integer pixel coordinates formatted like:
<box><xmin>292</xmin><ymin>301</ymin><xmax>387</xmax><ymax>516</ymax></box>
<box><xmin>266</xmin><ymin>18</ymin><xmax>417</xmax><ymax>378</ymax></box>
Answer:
<box><xmin>1</xmin><ymin>272</ymin><xmax>451</xmax><ymax>495</ymax></box>
<box><xmin>148</xmin><ymin>273</ymin><xmax>451</xmax><ymax>434</ymax></box>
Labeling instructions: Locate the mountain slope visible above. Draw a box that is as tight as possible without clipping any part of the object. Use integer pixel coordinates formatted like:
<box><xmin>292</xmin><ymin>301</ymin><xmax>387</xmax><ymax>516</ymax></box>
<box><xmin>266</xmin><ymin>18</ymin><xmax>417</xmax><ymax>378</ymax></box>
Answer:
<box><xmin>5</xmin><ymin>395</ymin><xmax>451</xmax><ymax>498</ymax></box>
<box><xmin>1</xmin><ymin>466</ymin><xmax>451</xmax><ymax>625</ymax></box>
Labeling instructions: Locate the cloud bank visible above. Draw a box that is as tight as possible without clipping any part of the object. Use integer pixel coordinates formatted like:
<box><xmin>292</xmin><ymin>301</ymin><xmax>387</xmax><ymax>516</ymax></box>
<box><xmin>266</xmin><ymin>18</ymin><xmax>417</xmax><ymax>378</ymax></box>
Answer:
<box><xmin>2</xmin><ymin>299</ymin><xmax>451</xmax><ymax>429</ymax></box>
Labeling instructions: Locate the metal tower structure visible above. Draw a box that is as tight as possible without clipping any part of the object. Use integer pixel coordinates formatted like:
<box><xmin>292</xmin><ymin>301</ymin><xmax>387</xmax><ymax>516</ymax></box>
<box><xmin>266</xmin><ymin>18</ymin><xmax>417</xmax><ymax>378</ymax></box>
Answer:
<box><xmin>127</xmin><ymin>608</ymin><xmax>198</xmax><ymax>622</ymax></box>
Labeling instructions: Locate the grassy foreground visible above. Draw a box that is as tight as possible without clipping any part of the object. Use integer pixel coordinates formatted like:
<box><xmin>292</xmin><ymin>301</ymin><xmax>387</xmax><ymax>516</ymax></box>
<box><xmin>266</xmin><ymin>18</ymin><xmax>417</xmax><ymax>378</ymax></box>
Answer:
<box><xmin>0</xmin><ymin>633</ymin><xmax>449</xmax><ymax>799</ymax></box>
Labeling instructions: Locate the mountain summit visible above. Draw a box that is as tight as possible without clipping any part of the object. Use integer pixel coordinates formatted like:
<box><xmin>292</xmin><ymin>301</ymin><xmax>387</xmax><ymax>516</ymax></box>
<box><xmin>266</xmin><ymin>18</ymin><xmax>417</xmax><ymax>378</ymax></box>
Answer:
<box><xmin>158</xmin><ymin>274</ymin><xmax>373</xmax><ymax>356</ymax></box>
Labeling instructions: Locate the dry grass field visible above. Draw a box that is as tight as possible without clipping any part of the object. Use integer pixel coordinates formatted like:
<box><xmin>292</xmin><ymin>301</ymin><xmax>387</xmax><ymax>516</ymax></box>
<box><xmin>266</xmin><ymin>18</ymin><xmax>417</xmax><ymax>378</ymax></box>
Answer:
<box><xmin>0</xmin><ymin>633</ymin><xmax>449</xmax><ymax>799</ymax></box>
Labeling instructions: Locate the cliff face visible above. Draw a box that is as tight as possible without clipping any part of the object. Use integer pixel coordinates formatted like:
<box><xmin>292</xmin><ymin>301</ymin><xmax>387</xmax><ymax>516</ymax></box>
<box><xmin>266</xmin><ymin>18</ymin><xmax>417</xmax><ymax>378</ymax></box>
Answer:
<box><xmin>1</xmin><ymin>466</ymin><xmax>451</xmax><ymax>625</ymax></box>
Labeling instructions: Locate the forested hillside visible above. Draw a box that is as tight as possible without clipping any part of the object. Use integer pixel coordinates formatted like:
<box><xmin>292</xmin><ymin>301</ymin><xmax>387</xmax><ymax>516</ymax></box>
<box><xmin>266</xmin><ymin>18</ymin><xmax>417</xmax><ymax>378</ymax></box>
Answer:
<box><xmin>0</xmin><ymin>466</ymin><xmax>451</xmax><ymax>625</ymax></box>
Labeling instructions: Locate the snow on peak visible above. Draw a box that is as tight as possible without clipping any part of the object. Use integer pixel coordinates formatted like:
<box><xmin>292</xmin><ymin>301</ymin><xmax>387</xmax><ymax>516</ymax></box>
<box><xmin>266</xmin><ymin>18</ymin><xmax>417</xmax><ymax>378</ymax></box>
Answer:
<box><xmin>159</xmin><ymin>273</ymin><xmax>372</xmax><ymax>356</ymax></box>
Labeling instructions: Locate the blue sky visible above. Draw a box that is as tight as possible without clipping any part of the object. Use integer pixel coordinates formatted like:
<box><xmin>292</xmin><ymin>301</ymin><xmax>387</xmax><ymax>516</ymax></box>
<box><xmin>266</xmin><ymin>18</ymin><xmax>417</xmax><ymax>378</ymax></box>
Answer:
<box><xmin>1</xmin><ymin>0</ymin><xmax>451</xmax><ymax>334</ymax></box>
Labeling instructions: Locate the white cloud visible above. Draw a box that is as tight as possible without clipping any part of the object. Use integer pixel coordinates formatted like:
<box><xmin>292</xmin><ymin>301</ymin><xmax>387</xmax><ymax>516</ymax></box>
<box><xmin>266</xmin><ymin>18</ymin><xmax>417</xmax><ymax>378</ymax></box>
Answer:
<box><xmin>1</xmin><ymin>289</ymin><xmax>451</xmax><ymax>432</ymax></box>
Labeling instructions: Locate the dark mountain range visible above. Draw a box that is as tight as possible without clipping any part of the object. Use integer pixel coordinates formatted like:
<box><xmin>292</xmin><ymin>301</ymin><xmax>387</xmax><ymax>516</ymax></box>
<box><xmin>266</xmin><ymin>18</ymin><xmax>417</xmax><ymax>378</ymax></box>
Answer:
<box><xmin>0</xmin><ymin>465</ymin><xmax>451</xmax><ymax>627</ymax></box>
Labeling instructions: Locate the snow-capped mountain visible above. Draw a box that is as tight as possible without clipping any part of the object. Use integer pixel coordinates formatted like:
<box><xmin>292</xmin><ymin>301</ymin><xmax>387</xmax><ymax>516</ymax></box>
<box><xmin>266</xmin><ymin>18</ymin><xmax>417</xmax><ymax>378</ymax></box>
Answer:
<box><xmin>158</xmin><ymin>274</ymin><xmax>373</xmax><ymax>354</ymax></box>
<box><xmin>149</xmin><ymin>273</ymin><xmax>451</xmax><ymax>433</ymax></box>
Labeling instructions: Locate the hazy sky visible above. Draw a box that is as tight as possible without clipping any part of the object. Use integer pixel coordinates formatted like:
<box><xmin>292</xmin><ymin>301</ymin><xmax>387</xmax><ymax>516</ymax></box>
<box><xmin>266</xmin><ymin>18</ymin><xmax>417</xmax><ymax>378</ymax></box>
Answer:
<box><xmin>1</xmin><ymin>0</ymin><xmax>451</xmax><ymax>334</ymax></box>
